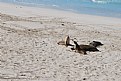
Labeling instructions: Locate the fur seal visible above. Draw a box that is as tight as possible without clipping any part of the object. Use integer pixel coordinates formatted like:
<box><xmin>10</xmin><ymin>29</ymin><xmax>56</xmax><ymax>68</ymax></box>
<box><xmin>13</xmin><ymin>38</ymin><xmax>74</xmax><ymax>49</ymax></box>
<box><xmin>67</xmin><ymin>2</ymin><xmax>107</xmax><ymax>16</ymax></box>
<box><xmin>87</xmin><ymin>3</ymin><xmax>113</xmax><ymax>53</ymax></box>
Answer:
<box><xmin>57</xmin><ymin>36</ymin><xmax>74</xmax><ymax>47</ymax></box>
<box><xmin>89</xmin><ymin>41</ymin><xmax>103</xmax><ymax>47</ymax></box>
<box><xmin>72</xmin><ymin>41</ymin><xmax>99</xmax><ymax>54</ymax></box>
<box><xmin>72</xmin><ymin>41</ymin><xmax>86</xmax><ymax>54</ymax></box>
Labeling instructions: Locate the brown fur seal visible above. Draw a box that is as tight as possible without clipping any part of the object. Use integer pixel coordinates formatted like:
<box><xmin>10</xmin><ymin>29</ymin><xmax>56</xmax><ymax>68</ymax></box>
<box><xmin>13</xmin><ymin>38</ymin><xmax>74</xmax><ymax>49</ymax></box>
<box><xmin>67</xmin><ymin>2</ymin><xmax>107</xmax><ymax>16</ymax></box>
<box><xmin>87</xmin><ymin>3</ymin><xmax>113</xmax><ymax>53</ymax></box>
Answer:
<box><xmin>57</xmin><ymin>36</ymin><xmax>74</xmax><ymax>47</ymax></box>
<box><xmin>72</xmin><ymin>41</ymin><xmax>86</xmax><ymax>54</ymax></box>
<box><xmin>72</xmin><ymin>41</ymin><xmax>99</xmax><ymax>54</ymax></box>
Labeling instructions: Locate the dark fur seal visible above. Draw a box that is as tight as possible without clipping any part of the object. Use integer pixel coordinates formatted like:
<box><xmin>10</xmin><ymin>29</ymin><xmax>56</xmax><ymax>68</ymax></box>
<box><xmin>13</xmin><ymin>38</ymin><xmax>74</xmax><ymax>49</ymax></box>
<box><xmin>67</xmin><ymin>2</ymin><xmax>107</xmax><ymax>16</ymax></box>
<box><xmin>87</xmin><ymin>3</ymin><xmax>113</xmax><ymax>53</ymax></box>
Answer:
<box><xmin>89</xmin><ymin>41</ymin><xmax>103</xmax><ymax>47</ymax></box>
<box><xmin>72</xmin><ymin>41</ymin><xmax>99</xmax><ymax>54</ymax></box>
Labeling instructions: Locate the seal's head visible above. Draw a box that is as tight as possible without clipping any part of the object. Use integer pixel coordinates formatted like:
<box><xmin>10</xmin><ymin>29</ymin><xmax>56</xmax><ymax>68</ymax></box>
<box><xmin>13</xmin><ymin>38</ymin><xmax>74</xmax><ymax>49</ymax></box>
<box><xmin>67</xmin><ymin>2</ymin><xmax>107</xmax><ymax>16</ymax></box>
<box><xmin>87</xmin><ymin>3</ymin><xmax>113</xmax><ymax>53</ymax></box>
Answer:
<box><xmin>65</xmin><ymin>35</ymin><xmax>70</xmax><ymax>47</ymax></box>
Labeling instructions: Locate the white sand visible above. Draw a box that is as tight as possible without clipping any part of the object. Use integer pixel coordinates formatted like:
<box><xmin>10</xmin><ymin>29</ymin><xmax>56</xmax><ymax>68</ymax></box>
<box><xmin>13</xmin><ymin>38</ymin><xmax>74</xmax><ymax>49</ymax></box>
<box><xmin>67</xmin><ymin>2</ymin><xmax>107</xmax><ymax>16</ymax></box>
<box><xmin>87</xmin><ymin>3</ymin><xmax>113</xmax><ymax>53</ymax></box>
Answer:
<box><xmin>0</xmin><ymin>2</ymin><xmax>121</xmax><ymax>81</ymax></box>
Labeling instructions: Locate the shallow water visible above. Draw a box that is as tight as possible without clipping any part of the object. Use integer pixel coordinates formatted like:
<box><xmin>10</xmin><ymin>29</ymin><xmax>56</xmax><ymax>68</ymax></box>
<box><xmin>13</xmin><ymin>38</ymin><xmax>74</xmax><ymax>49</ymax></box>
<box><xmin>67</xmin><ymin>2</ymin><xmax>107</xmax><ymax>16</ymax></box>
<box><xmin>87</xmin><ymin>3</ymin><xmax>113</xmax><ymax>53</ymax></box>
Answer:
<box><xmin>0</xmin><ymin>0</ymin><xmax>121</xmax><ymax>18</ymax></box>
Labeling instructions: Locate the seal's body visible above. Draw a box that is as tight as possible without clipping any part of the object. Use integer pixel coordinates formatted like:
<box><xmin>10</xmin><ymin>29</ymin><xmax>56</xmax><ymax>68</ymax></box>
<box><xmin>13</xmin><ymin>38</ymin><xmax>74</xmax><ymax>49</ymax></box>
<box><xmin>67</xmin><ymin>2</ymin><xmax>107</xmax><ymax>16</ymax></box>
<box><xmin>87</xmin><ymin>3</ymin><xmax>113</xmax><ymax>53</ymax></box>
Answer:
<box><xmin>72</xmin><ymin>41</ymin><xmax>99</xmax><ymax>54</ymax></box>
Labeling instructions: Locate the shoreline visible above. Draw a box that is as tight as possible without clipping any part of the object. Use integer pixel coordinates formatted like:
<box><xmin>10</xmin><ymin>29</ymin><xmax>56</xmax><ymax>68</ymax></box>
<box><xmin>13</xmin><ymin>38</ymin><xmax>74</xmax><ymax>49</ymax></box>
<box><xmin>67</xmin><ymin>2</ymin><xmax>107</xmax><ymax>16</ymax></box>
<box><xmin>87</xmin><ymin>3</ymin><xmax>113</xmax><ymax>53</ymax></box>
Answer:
<box><xmin>0</xmin><ymin>2</ymin><xmax>121</xmax><ymax>81</ymax></box>
<box><xmin>1</xmin><ymin>1</ymin><xmax>121</xmax><ymax>19</ymax></box>
<box><xmin>0</xmin><ymin>2</ymin><xmax>121</xmax><ymax>26</ymax></box>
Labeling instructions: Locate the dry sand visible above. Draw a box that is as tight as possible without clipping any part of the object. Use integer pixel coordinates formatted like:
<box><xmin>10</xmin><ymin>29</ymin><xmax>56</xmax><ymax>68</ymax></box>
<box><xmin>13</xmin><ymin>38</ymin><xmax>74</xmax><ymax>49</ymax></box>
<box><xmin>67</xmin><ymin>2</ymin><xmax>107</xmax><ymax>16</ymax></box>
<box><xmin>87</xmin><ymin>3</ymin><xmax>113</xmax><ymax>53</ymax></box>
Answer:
<box><xmin>0</xmin><ymin>2</ymin><xmax>121</xmax><ymax>81</ymax></box>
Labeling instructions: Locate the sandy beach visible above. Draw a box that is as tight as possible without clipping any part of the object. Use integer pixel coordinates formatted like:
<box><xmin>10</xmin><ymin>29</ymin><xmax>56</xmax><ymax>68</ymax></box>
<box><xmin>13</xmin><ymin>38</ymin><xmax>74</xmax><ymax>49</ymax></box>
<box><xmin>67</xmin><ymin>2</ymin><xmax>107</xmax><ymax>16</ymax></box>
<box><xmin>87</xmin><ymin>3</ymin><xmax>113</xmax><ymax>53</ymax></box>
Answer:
<box><xmin>0</xmin><ymin>2</ymin><xmax>121</xmax><ymax>81</ymax></box>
